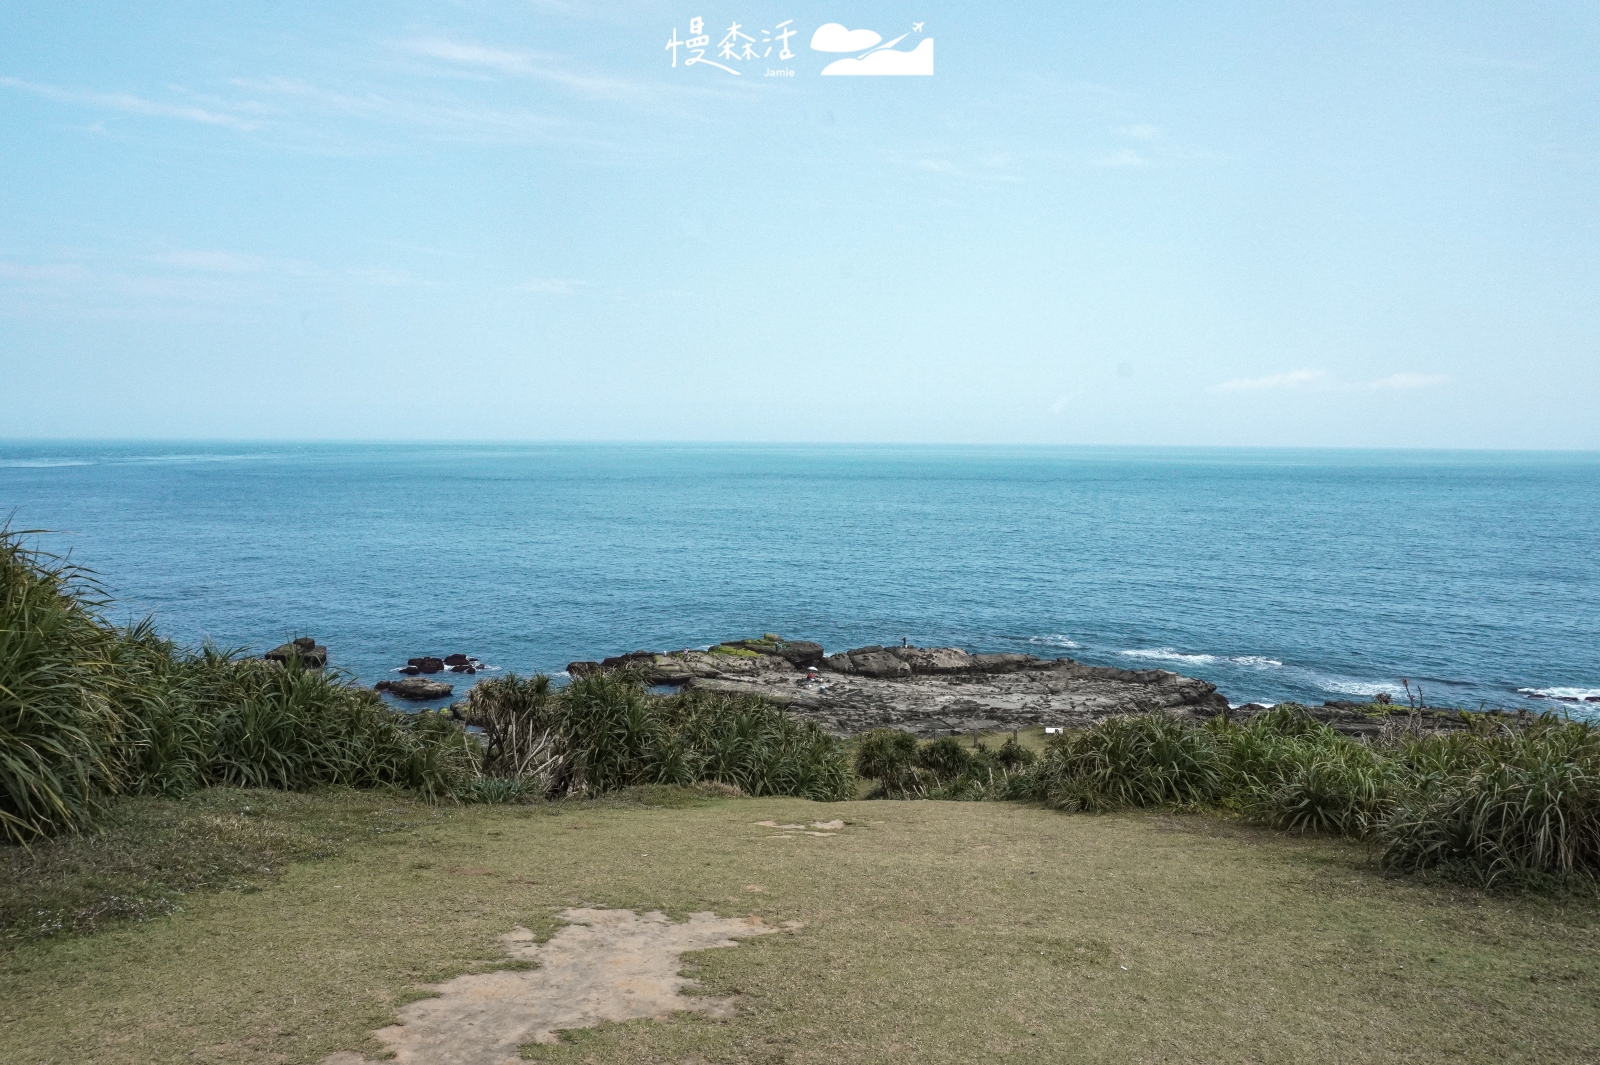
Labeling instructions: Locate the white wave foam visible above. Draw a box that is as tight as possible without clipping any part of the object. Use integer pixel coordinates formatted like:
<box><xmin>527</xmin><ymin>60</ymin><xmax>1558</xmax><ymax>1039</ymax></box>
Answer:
<box><xmin>1119</xmin><ymin>648</ymin><xmax>1218</xmax><ymax>666</ymax></box>
<box><xmin>1029</xmin><ymin>634</ymin><xmax>1080</xmax><ymax>649</ymax></box>
<box><xmin>1118</xmin><ymin>648</ymin><xmax>1284</xmax><ymax>669</ymax></box>
<box><xmin>1319</xmin><ymin>678</ymin><xmax>1403</xmax><ymax>698</ymax></box>
<box><xmin>0</xmin><ymin>459</ymin><xmax>93</xmax><ymax>468</ymax></box>
<box><xmin>1518</xmin><ymin>687</ymin><xmax>1600</xmax><ymax>703</ymax></box>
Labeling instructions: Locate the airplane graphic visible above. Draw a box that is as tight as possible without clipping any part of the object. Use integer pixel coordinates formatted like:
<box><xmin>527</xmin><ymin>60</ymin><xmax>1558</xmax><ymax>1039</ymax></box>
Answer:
<box><xmin>913</xmin><ymin>22</ymin><xmax>924</xmax><ymax>32</ymax></box>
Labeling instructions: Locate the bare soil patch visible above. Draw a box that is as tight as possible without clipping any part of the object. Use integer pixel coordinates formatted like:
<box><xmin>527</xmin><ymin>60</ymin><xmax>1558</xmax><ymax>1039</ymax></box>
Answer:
<box><xmin>323</xmin><ymin>908</ymin><xmax>773</xmax><ymax>1065</ymax></box>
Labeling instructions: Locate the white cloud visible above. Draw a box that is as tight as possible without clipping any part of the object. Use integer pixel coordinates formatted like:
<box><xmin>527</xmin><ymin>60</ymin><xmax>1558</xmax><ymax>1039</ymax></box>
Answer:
<box><xmin>231</xmin><ymin>76</ymin><xmax>569</xmax><ymax>145</ymax></box>
<box><xmin>396</xmin><ymin>38</ymin><xmax>653</xmax><ymax>102</ymax></box>
<box><xmin>1363</xmin><ymin>372</ymin><xmax>1451</xmax><ymax>390</ymax></box>
<box><xmin>1091</xmin><ymin>149</ymin><xmax>1147</xmax><ymax>167</ymax></box>
<box><xmin>520</xmin><ymin>278</ymin><xmax>583</xmax><ymax>295</ymax></box>
<box><xmin>400</xmin><ymin>39</ymin><xmax>550</xmax><ymax>74</ymax></box>
<box><xmin>1208</xmin><ymin>369</ymin><xmax>1327</xmax><ymax>393</ymax></box>
<box><xmin>822</xmin><ymin>38</ymin><xmax>934</xmax><ymax>76</ymax></box>
<box><xmin>810</xmin><ymin>24</ymin><xmax>883</xmax><ymax>52</ymax></box>
<box><xmin>0</xmin><ymin>76</ymin><xmax>256</xmax><ymax>130</ymax></box>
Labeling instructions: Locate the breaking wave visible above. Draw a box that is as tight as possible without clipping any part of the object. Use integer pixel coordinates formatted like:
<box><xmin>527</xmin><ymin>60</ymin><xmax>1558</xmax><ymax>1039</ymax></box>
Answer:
<box><xmin>1318</xmin><ymin>677</ymin><xmax>1404</xmax><ymax>698</ymax></box>
<box><xmin>1518</xmin><ymin>687</ymin><xmax>1600</xmax><ymax>704</ymax></box>
<box><xmin>1118</xmin><ymin>648</ymin><xmax>1282</xmax><ymax>669</ymax></box>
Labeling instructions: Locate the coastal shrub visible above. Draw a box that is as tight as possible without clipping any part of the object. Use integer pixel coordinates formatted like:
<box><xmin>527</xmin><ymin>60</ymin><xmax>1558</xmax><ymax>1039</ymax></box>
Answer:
<box><xmin>549</xmin><ymin>674</ymin><xmax>850</xmax><ymax>801</ymax></box>
<box><xmin>852</xmin><ymin>730</ymin><xmax>1034</xmax><ymax>801</ymax></box>
<box><xmin>458</xmin><ymin>776</ymin><xmax>537</xmax><ymax>805</ymax></box>
<box><xmin>917</xmin><ymin>736</ymin><xmax>973</xmax><ymax>778</ymax></box>
<box><xmin>1239</xmin><ymin>738</ymin><xmax>1398</xmax><ymax>836</ymax></box>
<box><xmin>0</xmin><ymin>529</ymin><xmax>476</xmax><ymax>842</ymax></box>
<box><xmin>1378</xmin><ymin>718</ymin><xmax>1600</xmax><ymax>881</ymax></box>
<box><xmin>1213</xmin><ymin>707</ymin><xmax>1399</xmax><ymax>836</ymax></box>
<box><xmin>0</xmin><ymin>533</ymin><xmax>125</xmax><ymax>842</ymax></box>
<box><xmin>996</xmin><ymin>736</ymin><xmax>1036</xmax><ymax>771</ymax></box>
<box><xmin>1017</xmin><ymin>713</ymin><xmax>1222</xmax><ymax>812</ymax></box>
<box><xmin>462</xmin><ymin>673</ymin><xmax>563</xmax><ymax>789</ymax></box>
<box><xmin>854</xmin><ymin>729</ymin><xmax>922</xmax><ymax>797</ymax></box>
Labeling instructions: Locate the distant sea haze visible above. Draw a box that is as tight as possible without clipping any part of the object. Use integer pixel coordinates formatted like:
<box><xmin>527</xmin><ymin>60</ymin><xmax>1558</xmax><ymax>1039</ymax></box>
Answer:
<box><xmin>3</xmin><ymin>443</ymin><xmax>1597</xmax><ymax>716</ymax></box>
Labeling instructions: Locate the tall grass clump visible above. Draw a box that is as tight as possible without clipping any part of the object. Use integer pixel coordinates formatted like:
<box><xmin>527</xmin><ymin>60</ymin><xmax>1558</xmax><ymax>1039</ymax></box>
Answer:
<box><xmin>555</xmin><ymin>673</ymin><xmax>849</xmax><ymax>800</ymax></box>
<box><xmin>1379</xmin><ymin>718</ymin><xmax>1600</xmax><ymax>883</ymax></box>
<box><xmin>1016</xmin><ymin>713</ymin><xmax>1222</xmax><ymax>812</ymax></box>
<box><xmin>852</xmin><ymin>729</ymin><xmax>1035</xmax><ymax>800</ymax></box>
<box><xmin>461</xmin><ymin>673</ymin><xmax>563</xmax><ymax>788</ymax></box>
<box><xmin>0</xmin><ymin>533</ymin><xmax>125</xmax><ymax>842</ymax></box>
<box><xmin>1218</xmin><ymin>706</ymin><xmax>1400</xmax><ymax>836</ymax></box>
<box><xmin>856</xmin><ymin>704</ymin><xmax>1600</xmax><ymax>887</ymax></box>
<box><xmin>1</xmin><ymin>529</ymin><xmax>474</xmax><ymax>842</ymax></box>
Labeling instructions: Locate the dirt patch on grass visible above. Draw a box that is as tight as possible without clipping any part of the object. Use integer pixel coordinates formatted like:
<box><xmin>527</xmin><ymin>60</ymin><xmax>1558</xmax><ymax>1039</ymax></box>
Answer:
<box><xmin>324</xmin><ymin>908</ymin><xmax>774</xmax><ymax>1065</ymax></box>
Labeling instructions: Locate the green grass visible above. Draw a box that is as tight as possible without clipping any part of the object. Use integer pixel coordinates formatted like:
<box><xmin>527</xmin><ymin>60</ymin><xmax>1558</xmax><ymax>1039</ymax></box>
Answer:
<box><xmin>0</xmin><ymin>787</ymin><xmax>443</xmax><ymax>944</ymax></box>
<box><xmin>2</xmin><ymin>789</ymin><xmax>1597</xmax><ymax>1064</ymax></box>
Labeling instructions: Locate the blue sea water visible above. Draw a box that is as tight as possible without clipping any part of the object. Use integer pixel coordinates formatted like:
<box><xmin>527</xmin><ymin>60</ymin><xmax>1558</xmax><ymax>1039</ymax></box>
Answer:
<box><xmin>2</xmin><ymin>442</ymin><xmax>1597</xmax><ymax>715</ymax></box>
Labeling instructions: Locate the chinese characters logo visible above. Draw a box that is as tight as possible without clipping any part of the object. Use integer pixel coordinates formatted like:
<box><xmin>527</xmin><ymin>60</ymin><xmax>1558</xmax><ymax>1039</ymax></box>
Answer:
<box><xmin>665</xmin><ymin>17</ymin><xmax>796</xmax><ymax>74</ymax></box>
<box><xmin>665</xmin><ymin>18</ymin><xmax>931</xmax><ymax>76</ymax></box>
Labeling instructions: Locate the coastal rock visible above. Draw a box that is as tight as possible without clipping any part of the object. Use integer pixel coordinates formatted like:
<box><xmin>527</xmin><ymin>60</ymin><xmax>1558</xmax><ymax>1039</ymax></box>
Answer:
<box><xmin>775</xmin><ymin>640</ymin><xmax>825</xmax><ymax>667</ymax></box>
<box><xmin>888</xmin><ymin>646</ymin><xmax>975</xmax><ymax>673</ymax></box>
<box><xmin>376</xmin><ymin>678</ymin><xmax>454</xmax><ymax>701</ymax></box>
<box><xmin>843</xmin><ymin>648</ymin><xmax>913</xmax><ymax>678</ymax></box>
<box><xmin>264</xmin><ymin>637</ymin><xmax>327</xmax><ymax>669</ymax></box>
<box><xmin>568</xmin><ymin>636</ymin><xmax>1231</xmax><ymax>738</ymax></box>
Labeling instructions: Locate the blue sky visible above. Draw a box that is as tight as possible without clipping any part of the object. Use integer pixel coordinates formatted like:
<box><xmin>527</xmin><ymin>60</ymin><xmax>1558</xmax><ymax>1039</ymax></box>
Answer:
<box><xmin>1</xmin><ymin>2</ymin><xmax>1596</xmax><ymax>447</ymax></box>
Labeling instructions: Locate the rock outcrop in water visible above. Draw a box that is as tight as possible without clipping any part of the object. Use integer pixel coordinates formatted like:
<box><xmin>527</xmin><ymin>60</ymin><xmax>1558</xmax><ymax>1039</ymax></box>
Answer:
<box><xmin>568</xmin><ymin>636</ymin><xmax>1229</xmax><ymax>737</ymax></box>
<box><xmin>264</xmin><ymin>636</ymin><xmax>327</xmax><ymax>669</ymax></box>
<box><xmin>376</xmin><ymin>677</ymin><xmax>454</xmax><ymax>700</ymax></box>
<box><xmin>400</xmin><ymin>654</ymin><xmax>484</xmax><ymax>676</ymax></box>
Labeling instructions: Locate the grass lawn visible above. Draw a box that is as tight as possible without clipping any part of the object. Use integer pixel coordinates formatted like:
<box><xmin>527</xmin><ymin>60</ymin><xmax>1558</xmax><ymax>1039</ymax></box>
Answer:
<box><xmin>2</xmin><ymin>787</ymin><xmax>1598</xmax><ymax>1064</ymax></box>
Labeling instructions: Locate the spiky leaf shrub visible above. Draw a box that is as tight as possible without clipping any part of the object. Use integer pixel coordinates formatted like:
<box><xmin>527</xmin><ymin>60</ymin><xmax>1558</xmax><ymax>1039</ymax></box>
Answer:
<box><xmin>0</xmin><ymin>533</ymin><xmax>125</xmax><ymax>842</ymax></box>
<box><xmin>462</xmin><ymin>673</ymin><xmax>564</xmax><ymax>789</ymax></box>
<box><xmin>1014</xmin><ymin>713</ymin><xmax>1222</xmax><ymax>812</ymax></box>
<box><xmin>917</xmin><ymin>736</ymin><xmax>973</xmax><ymax>778</ymax></box>
<box><xmin>1379</xmin><ymin>718</ymin><xmax>1600</xmax><ymax>881</ymax></box>
<box><xmin>2</xmin><ymin>528</ymin><xmax>475</xmax><ymax>841</ymax></box>
<box><xmin>553</xmin><ymin>675</ymin><xmax>850</xmax><ymax>801</ymax></box>
<box><xmin>1214</xmin><ymin>707</ymin><xmax>1399</xmax><ymax>836</ymax></box>
<box><xmin>996</xmin><ymin>736</ymin><xmax>1036</xmax><ymax>771</ymax></box>
<box><xmin>854</xmin><ymin>728</ymin><xmax>922</xmax><ymax>797</ymax></box>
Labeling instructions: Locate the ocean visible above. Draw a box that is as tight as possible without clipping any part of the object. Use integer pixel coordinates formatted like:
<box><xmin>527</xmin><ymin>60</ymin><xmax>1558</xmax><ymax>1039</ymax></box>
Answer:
<box><xmin>2</xmin><ymin>442</ymin><xmax>1596</xmax><ymax>714</ymax></box>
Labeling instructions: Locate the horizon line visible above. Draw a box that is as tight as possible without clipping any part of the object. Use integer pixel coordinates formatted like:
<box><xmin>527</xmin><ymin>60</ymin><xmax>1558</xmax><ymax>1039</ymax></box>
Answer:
<box><xmin>3</xmin><ymin>437</ymin><xmax>1599</xmax><ymax>456</ymax></box>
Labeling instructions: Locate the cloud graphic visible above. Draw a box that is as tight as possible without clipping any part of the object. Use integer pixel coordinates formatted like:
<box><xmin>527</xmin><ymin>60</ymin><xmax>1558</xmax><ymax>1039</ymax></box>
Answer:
<box><xmin>810</xmin><ymin>23</ymin><xmax>883</xmax><ymax>52</ymax></box>
<box><xmin>821</xmin><ymin>38</ymin><xmax>934</xmax><ymax>76</ymax></box>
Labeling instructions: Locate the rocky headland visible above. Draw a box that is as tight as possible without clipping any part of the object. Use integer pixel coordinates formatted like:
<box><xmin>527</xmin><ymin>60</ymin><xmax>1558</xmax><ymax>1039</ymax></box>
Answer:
<box><xmin>568</xmin><ymin>636</ymin><xmax>1229</xmax><ymax>737</ymax></box>
<box><xmin>565</xmin><ymin>635</ymin><xmax>1528</xmax><ymax>739</ymax></box>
